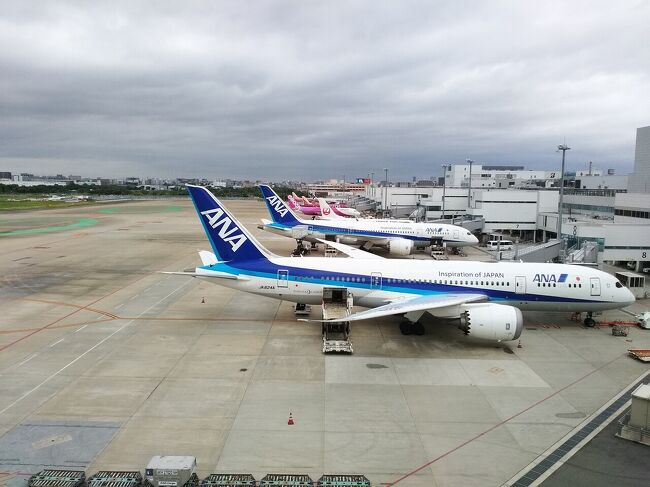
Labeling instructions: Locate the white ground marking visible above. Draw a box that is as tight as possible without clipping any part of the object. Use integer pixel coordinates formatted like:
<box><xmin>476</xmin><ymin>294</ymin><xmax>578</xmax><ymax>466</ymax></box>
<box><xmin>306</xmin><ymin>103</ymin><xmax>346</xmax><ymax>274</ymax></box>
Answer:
<box><xmin>17</xmin><ymin>353</ymin><xmax>39</xmax><ymax>366</ymax></box>
<box><xmin>0</xmin><ymin>279</ymin><xmax>194</xmax><ymax>415</ymax></box>
<box><xmin>49</xmin><ymin>338</ymin><xmax>65</xmax><ymax>347</ymax></box>
<box><xmin>74</xmin><ymin>325</ymin><xmax>88</xmax><ymax>333</ymax></box>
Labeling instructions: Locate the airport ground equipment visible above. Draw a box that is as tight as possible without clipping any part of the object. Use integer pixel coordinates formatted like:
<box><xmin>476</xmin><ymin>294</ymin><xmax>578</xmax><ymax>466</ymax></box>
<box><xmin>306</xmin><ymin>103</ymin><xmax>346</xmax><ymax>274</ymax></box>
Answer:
<box><xmin>294</xmin><ymin>303</ymin><xmax>311</xmax><ymax>315</ymax></box>
<box><xmin>628</xmin><ymin>349</ymin><xmax>650</xmax><ymax>362</ymax></box>
<box><xmin>145</xmin><ymin>456</ymin><xmax>198</xmax><ymax>487</ymax></box>
<box><xmin>324</xmin><ymin>244</ymin><xmax>338</xmax><ymax>257</ymax></box>
<box><xmin>88</xmin><ymin>471</ymin><xmax>142</xmax><ymax>487</ymax></box>
<box><xmin>199</xmin><ymin>474</ymin><xmax>256</xmax><ymax>487</ymax></box>
<box><xmin>612</xmin><ymin>325</ymin><xmax>629</xmax><ymax>336</ymax></box>
<box><xmin>28</xmin><ymin>470</ymin><xmax>85</xmax><ymax>487</ymax></box>
<box><xmin>430</xmin><ymin>245</ymin><xmax>448</xmax><ymax>259</ymax></box>
<box><xmin>321</xmin><ymin>287</ymin><xmax>353</xmax><ymax>353</ymax></box>
<box><xmin>259</xmin><ymin>474</ymin><xmax>313</xmax><ymax>487</ymax></box>
<box><xmin>317</xmin><ymin>475</ymin><xmax>370</xmax><ymax>487</ymax></box>
<box><xmin>638</xmin><ymin>312</ymin><xmax>650</xmax><ymax>329</ymax></box>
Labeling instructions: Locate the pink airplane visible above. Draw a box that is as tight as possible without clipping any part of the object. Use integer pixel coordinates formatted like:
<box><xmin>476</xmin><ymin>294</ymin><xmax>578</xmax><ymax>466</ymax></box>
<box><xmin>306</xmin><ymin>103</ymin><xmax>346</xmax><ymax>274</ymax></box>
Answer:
<box><xmin>287</xmin><ymin>194</ymin><xmax>360</xmax><ymax>218</ymax></box>
<box><xmin>287</xmin><ymin>195</ymin><xmax>321</xmax><ymax>217</ymax></box>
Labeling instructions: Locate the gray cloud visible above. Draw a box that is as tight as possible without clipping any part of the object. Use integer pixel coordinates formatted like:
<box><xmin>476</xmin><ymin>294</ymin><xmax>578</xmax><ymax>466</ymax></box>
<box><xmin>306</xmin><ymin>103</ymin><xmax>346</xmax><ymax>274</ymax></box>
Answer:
<box><xmin>0</xmin><ymin>0</ymin><xmax>648</xmax><ymax>180</ymax></box>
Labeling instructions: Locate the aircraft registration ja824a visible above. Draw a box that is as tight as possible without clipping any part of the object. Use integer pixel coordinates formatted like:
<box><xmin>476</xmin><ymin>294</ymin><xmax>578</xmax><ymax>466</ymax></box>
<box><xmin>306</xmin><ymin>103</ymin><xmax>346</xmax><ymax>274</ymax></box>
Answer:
<box><xmin>168</xmin><ymin>185</ymin><xmax>635</xmax><ymax>342</ymax></box>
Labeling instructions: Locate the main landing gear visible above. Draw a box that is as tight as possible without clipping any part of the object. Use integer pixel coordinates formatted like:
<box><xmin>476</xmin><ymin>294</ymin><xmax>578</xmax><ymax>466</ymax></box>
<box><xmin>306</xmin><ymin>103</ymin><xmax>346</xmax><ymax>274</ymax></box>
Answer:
<box><xmin>584</xmin><ymin>312</ymin><xmax>596</xmax><ymax>328</ymax></box>
<box><xmin>399</xmin><ymin>320</ymin><xmax>425</xmax><ymax>336</ymax></box>
<box><xmin>291</xmin><ymin>239</ymin><xmax>311</xmax><ymax>256</ymax></box>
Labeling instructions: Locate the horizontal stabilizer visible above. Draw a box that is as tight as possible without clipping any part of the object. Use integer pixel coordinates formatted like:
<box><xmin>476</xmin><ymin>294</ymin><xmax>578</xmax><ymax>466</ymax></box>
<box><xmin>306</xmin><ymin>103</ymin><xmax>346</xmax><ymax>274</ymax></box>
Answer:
<box><xmin>160</xmin><ymin>270</ymin><xmax>248</xmax><ymax>280</ymax></box>
<box><xmin>198</xmin><ymin>250</ymin><xmax>218</xmax><ymax>266</ymax></box>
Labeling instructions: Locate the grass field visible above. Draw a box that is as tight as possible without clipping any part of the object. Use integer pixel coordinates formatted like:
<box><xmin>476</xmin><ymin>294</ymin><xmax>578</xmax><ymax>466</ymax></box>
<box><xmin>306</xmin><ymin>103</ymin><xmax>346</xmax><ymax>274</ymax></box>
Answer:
<box><xmin>0</xmin><ymin>196</ymin><xmax>98</xmax><ymax>211</ymax></box>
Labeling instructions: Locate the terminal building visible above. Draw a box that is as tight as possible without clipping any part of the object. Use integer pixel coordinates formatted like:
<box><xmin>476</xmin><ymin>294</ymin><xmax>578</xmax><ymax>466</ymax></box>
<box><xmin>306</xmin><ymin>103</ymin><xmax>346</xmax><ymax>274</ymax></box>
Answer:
<box><xmin>356</xmin><ymin>125</ymin><xmax>650</xmax><ymax>270</ymax></box>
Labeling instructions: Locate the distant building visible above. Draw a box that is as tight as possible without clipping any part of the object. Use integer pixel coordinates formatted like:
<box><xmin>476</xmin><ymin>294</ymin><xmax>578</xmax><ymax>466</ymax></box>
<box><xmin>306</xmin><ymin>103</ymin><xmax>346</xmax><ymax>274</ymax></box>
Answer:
<box><xmin>308</xmin><ymin>180</ymin><xmax>366</xmax><ymax>194</ymax></box>
<box><xmin>445</xmin><ymin>163</ymin><xmax>552</xmax><ymax>188</ymax></box>
<box><xmin>0</xmin><ymin>172</ymin><xmax>11</xmax><ymax>180</ymax></box>
<box><xmin>573</xmin><ymin>173</ymin><xmax>628</xmax><ymax>190</ymax></box>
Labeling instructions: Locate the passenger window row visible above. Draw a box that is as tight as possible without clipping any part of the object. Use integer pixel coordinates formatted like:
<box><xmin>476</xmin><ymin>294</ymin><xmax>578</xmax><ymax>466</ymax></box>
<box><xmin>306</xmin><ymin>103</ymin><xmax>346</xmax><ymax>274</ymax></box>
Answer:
<box><xmin>536</xmin><ymin>282</ymin><xmax>582</xmax><ymax>288</ymax></box>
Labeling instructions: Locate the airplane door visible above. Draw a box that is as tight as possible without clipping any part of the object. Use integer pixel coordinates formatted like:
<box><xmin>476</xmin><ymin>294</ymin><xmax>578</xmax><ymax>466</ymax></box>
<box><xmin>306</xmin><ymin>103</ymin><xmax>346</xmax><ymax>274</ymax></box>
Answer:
<box><xmin>277</xmin><ymin>270</ymin><xmax>289</xmax><ymax>288</ymax></box>
<box><xmin>515</xmin><ymin>276</ymin><xmax>526</xmax><ymax>294</ymax></box>
<box><xmin>453</xmin><ymin>229</ymin><xmax>459</xmax><ymax>240</ymax></box>
<box><xmin>370</xmin><ymin>272</ymin><xmax>382</xmax><ymax>289</ymax></box>
<box><xmin>590</xmin><ymin>277</ymin><xmax>601</xmax><ymax>296</ymax></box>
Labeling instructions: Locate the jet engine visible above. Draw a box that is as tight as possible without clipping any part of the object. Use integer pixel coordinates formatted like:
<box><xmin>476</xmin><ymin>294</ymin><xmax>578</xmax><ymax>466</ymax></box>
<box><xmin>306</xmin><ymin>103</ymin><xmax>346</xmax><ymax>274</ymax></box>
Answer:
<box><xmin>387</xmin><ymin>238</ymin><xmax>414</xmax><ymax>256</ymax></box>
<box><xmin>458</xmin><ymin>303</ymin><xmax>523</xmax><ymax>342</ymax></box>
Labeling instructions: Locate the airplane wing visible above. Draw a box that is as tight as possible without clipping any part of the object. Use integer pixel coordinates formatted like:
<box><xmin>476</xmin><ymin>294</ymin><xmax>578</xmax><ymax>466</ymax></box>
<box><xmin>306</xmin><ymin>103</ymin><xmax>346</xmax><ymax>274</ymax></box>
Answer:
<box><xmin>300</xmin><ymin>293</ymin><xmax>487</xmax><ymax>322</ymax></box>
<box><xmin>314</xmin><ymin>238</ymin><xmax>385</xmax><ymax>259</ymax></box>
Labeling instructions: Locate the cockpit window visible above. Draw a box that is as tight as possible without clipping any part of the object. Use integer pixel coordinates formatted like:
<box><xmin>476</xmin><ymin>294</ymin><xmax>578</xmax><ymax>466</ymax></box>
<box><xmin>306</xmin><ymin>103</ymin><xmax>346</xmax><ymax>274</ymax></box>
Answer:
<box><xmin>615</xmin><ymin>281</ymin><xmax>623</xmax><ymax>288</ymax></box>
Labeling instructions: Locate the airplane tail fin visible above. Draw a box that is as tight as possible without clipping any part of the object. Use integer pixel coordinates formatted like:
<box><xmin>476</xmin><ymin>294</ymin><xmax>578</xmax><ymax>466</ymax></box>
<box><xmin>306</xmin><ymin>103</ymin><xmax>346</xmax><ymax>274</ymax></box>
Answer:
<box><xmin>293</xmin><ymin>192</ymin><xmax>308</xmax><ymax>205</ymax></box>
<box><xmin>186</xmin><ymin>185</ymin><xmax>269</xmax><ymax>262</ymax></box>
<box><xmin>317</xmin><ymin>197</ymin><xmax>344</xmax><ymax>220</ymax></box>
<box><xmin>286</xmin><ymin>194</ymin><xmax>300</xmax><ymax>210</ymax></box>
<box><xmin>259</xmin><ymin>185</ymin><xmax>302</xmax><ymax>226</ymax></box>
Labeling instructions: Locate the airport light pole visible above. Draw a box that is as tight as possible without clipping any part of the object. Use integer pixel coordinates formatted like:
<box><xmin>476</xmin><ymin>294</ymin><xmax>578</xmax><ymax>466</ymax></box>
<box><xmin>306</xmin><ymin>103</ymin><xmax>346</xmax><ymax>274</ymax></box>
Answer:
<box><xmin>556</xmin><ymin>144</ymin><xmax>570</xmax><ymax>240</ymax></box>
<box><xmin>466</xmin><ymin>158</ymin><xmax>474</xmax><ymax>209</ymax></box>
<box><xmin>441</xmin><ymin>163</ymin><xmax>448</xmax><ymax>219</ymax></box>
<box><xmin>384</xmin><ymin>167</ymin><xmax>389</xmax><ymax>213</ymax></box>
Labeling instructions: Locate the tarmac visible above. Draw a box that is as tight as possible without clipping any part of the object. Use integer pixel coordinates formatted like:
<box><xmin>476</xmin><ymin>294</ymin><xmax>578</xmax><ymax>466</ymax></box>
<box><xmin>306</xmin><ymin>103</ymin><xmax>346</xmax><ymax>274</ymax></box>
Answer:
<box><xmin>0</xmin><ymin>198</ymin><xmax>648</xmax><ymax>487</ymax></box>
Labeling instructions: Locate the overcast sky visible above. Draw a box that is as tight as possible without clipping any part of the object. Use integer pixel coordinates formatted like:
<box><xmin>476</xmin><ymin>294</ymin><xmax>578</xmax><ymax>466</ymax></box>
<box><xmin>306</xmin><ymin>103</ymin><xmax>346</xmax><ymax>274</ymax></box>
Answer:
<box><xmin>1</xmin><ymin>1</ymin><xmax>648</xmax><ymax>180</ymax></box>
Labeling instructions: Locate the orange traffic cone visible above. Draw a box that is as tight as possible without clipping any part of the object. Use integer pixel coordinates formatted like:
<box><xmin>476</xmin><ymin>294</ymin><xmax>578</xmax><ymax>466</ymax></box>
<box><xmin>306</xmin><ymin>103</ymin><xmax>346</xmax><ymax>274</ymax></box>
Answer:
<box><xmin>287</xmin><ymin>412</ymin><xmax>294</xmax><ymax>425</ymax></box>
<box><xmin>517</xmin><ymin>339</ymin><xmax>522</xmax><ymax>349</ymax></box>
<box><xmin>201</xmin><ymin>297</ymin><xmax>205</xmax><ymax>304</ymax></box>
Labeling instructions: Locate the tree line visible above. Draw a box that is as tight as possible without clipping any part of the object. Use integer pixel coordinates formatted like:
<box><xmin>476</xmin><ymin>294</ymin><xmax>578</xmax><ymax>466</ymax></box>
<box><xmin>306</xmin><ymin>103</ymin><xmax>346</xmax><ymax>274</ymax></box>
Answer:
<box><xmin>0</xmin><ymin>183</ymin><xmax>297</xmax><ymax>200</ymax></box>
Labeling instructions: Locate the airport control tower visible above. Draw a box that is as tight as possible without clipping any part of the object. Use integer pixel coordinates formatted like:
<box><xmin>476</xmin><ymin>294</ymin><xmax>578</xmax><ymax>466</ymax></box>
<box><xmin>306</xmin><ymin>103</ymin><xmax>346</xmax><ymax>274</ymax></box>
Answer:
<box><xmin>628</xmin><ymin>125</ymin><xmax>650</xmax><ymax>193</ymax></box>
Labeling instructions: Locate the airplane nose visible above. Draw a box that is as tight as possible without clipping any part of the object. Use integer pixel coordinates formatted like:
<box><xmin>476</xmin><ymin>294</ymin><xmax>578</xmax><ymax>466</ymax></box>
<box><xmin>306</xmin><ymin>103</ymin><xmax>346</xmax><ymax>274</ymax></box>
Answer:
<box><xmin>471</xmin><ymin>234</ymin><xmax>479</xmax><ymax>244</ymax></box>
<box><xmin>623</xmin><ymin>288</ymin><xmax>635</xmax><ymax>306</ymax></box>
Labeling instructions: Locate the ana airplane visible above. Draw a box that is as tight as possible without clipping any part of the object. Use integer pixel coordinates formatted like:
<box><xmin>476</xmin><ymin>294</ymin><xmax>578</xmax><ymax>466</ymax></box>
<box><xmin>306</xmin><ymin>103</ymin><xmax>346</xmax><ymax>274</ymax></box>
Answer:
<box><xmin>259</xmin><ymin>185</ymin><xmax>479</xmax><ymax>255</ymax></box>
<box><xmin>171</xmin><ymin>185</ymin><xmax>635</xmax><ymax>342</ymax></box>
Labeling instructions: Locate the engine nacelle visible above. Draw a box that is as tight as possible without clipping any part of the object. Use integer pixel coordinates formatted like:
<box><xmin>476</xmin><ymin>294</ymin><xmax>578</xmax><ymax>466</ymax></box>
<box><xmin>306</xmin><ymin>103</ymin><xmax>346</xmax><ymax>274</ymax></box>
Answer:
<box><xmin>387</xmin><ymin>238</ymin><xmax>414</xmax><ymax>256</ymax></box>
<box><xmin>458</xmin><ymin>303</ymin><xmax>523</xmax><ymax>342</ymax></box>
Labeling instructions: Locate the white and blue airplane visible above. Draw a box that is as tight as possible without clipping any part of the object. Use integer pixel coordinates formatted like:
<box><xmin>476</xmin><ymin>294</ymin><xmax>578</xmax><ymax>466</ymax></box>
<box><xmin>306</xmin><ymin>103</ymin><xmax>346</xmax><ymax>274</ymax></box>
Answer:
<box><xmin>173</xmin><ymin>185</ymin><xmax>635</xmax><ymax>341</ymax></box>
<box><xmin>258</xmin><ymin>185</ymin><xmax>479</xmax><ymax>255</ymax></box>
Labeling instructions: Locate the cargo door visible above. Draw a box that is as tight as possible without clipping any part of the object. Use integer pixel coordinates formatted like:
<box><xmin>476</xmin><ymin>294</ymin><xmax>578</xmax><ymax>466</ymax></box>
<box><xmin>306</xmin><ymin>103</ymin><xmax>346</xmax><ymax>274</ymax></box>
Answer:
<box><xmin>590</xmin><ymin>277</ymin><xmax>601</xmax><ymax>296</ymax></box>
<box><xmin>277</xmin><ymin>269</ymin><xmax>289</xmax><ymax>288</ymax></box>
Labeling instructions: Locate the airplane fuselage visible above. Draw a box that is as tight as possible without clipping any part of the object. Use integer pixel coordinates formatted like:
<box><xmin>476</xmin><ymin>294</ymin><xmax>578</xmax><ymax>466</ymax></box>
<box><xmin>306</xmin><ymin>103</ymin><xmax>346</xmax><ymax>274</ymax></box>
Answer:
<box><xmin>264</xmin><ymin>220</ymin><xmax>477</xmax><ymax>248</ymax></box>
<box><xmin>197</xmin><ymin>257</ymin><xmax>633</xmax><ymax>313</ymax></box>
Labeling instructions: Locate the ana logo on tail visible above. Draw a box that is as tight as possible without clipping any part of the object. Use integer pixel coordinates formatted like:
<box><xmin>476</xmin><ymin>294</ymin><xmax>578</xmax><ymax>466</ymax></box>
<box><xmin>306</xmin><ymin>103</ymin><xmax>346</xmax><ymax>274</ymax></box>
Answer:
<box><xmin>265</xmin><ymin>195</ymin><xmax>288</xmax><ymax>217</ymax></box>
<box><xmin>201</xmin><ymin>208</ymin><xmax>248</xmax><ymax>252</ymax></box>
